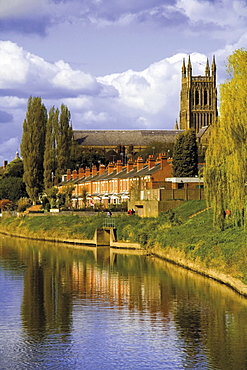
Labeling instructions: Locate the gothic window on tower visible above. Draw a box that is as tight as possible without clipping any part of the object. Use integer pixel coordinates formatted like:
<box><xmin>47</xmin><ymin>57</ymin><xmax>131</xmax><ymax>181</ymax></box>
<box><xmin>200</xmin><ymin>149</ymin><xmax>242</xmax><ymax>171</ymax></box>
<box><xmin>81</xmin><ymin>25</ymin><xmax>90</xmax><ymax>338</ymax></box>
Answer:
<box><xmin>195</xmin><ymin>90</ymin><xmax>199</xmax><ymax>105</ymax></box>
<box><xmin>204</xmin><ymin>90</ymin><xmax>208</xmax><ymax>106</ymax></box>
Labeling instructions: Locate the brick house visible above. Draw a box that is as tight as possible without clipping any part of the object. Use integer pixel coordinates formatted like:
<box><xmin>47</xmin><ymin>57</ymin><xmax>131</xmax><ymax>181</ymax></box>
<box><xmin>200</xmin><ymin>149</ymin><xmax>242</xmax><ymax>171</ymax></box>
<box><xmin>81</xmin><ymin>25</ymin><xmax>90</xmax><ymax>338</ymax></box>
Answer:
<box><xmin>58</xmin><ymin>153</ymin><xmax>172</xmax><ymax>208</ymax></box>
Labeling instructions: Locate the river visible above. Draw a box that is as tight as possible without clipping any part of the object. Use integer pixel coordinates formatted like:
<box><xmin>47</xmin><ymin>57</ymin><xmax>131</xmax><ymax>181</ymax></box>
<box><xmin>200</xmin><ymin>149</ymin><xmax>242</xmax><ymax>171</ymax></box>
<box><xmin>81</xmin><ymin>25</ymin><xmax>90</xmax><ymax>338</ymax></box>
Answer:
<box><xmin>0</xmin><ymin>235</ymin><xmax>247</xmax><ymax>369</ymax></box>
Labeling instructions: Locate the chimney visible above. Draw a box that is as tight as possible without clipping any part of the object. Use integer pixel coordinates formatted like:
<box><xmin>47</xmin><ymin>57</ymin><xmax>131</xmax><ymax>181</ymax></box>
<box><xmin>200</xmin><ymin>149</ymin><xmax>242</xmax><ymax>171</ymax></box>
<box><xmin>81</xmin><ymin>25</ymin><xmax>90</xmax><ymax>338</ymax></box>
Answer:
<box><xmin>85</xmin><ymin>167</ymin><xmax>91</xmax><ymax>177</ymax></box>
<box><xmin>127</xmin><ymin>158</ymin><xmax>134</xmax><ymax>172</ymax></box>
<box><xmin>67</xmin><ymin>169</ymin><xmax>71</xmax><ymax>180</ymax></box>
<box><xmin>78</xmin><ymin>167</ymin><xmax>85</xmax><ymax>179</ymax></box>
<box><xmin>148</xmin><ymin>155</ymin><xmax>155</xmax><ymax>169</ymax></box>
<box><xmin>108</xmin><ymin>162</ymin><xmax>114</xmax><ymax>174</ymax></box>
<box><xmin>92</xmin><ymin>165</ymin><xmax>97</xmax><ymax>176</ymax></box>
<box><xmin>116</xmin><ymin>160</ymin><xmax>123</xmax><ymax>173</ymax></box>
<box><xmin>160</xmin><ymin>153</ymin><xmax>168</xmax><ymax>169</ymax></box>
<box><xmin>99</xmin><ymin>164</ymin><xmax>106</xmax><ymax>175</ymax></box>
<box><xmin>72</xmin><ymin>170</ymin><xmax>77</xmax><ymax>180</ymax></box>
<box><xmin>136</xmin><ymin>157</ymin><xmax>144</xmax><ymax>171</ymax></box>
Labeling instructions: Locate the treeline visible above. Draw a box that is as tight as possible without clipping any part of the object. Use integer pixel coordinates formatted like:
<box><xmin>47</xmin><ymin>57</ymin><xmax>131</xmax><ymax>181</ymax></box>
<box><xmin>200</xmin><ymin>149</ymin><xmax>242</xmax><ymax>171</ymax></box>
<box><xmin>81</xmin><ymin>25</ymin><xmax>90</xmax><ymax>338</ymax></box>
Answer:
<box><xmin>21</xmin><ymin>97</ymin><xmax>73</xmax><ymax>203</ymax></box>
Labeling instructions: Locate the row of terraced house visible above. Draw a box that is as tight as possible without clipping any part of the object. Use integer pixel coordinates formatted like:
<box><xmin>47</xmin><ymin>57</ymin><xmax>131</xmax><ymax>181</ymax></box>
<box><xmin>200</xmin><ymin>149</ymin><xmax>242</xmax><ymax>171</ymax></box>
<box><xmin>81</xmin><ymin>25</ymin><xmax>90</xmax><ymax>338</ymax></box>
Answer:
<box><xmin>58</xmin><ymin>153</ymin><xmax>204</xmax><ymax>216</ymax></box>
<box><xmin>59</xmin><ymin>153</ymin><xmax>171</xmax><ymax>207</ymax></box>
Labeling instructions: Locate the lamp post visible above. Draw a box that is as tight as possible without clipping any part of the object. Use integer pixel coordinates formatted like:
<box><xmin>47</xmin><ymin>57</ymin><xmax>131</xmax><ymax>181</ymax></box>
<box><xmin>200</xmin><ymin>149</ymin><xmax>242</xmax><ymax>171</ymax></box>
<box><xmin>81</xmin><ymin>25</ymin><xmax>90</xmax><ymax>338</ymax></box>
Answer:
<box><xmin>120</xmin><ymin>152</ymin><xmax>125</xmax><ymax>165</ymax></box>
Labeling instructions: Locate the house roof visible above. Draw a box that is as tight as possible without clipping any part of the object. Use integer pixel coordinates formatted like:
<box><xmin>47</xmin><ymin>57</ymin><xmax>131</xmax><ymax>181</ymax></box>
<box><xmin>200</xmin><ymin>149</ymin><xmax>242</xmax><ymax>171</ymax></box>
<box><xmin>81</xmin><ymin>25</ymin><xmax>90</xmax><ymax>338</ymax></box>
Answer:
<box><xmin>73</xmin><ymin>129</ymin><xmax>182</xmax><ymax>147</ymax></box>
<box><xmin>60</xmin><ymin>162</ymin><xmax>163</xmax><ymax>186</ymax></box>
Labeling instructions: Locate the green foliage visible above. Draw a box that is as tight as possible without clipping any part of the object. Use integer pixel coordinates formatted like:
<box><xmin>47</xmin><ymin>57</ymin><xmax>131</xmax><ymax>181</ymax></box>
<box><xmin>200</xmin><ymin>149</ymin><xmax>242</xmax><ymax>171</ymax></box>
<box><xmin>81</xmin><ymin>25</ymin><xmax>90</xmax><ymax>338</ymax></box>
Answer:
<box><xmin>204</xmin><ymin>49</ymin><xmax>247</xmax><ymax>229</ymax></box>
<box><xmin>0</xmin><ymin>177</ymin><xmax>28</xmax><ymax>202</ymax></box>
<box><xmin>56</xmin><ymin>104</ymin><xmax>73</xmax><ymax>181</ymax></box>
<box><xmin>172</xmin><ymin>130</ymin><xmax>198</xmax><ymax>177</ymax></box>
<box><xmin>60</xmin><ymin>184</ymin><xmax>75</xmax><ymax>208</ymax></box>
<box><xmin>69</xmin><ymin>142</ymin><xmax>106</xmax><ymax>170</ymax></box>
<box><xmin>44</xmin><ymin>107</ymin><xmax>58</xmax><ymax>190</ymax></box>
<box><xmin>20</xmin><ymin>98</ymin><xmax>74</xmax><ymax>203</ymax></box>
<box><xmin>4</xmin><ymin>157</ymin><xmax>24</xmax><ymax>178</ymax></box>
<box><xmin>57</xmin><ymin>192</ymin><xmax>66</xmax><ymax>209</ymax></box>
<box><xmin>134</xmin><ymin>141</ymin><xmax>174</xmax><ymax>161</ymax></box>
<box><xmin>166</xmin><ymin>209</ymin><xmax>182</xmax><ymax>226</ymax></box>
<box><xmin>21</xmin><ymin>96</ymin><xmax>47</xmax><ymax>203</ymax></box>
<box><xmin>17</xmin><ymin>198</ymin><xmax>31</xmax><ymax>212</ymax></box>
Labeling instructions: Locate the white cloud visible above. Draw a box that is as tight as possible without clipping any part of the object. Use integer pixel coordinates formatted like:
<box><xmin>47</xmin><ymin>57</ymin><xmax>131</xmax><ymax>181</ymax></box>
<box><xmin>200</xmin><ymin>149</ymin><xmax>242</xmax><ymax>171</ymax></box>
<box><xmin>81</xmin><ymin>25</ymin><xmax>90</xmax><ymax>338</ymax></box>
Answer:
<box><xmin>0</xmin><ymin>41</ymin><xmax>29</xmax><ymax>87</ymax></box>
<box><xmin>0</xmin><ymin>41</ymin><xmax>101</xmax><ymax>96</ymax></box>
<box><xmin>175</xmin><ymin>0</ymin><xmax>247</xmax><ymax>34</ymax></box>
<box><xmin>51</xmin><ymin>61</ymin><xmax>99</xmax><ymax>93</ymax></box>
<box><xmin>0</xmin><ymin>38</ymin><xmax>243</xmax><ymax>161</ymax></box>
<box><xmin>98</xmin><ymin>55</ymin><xmax>184</xmax><ymax>117</ymax></box>
<box><xmin>82</xmin><ymin>110</ymin><xmax>110</xmax><ymax>123</ymax></box>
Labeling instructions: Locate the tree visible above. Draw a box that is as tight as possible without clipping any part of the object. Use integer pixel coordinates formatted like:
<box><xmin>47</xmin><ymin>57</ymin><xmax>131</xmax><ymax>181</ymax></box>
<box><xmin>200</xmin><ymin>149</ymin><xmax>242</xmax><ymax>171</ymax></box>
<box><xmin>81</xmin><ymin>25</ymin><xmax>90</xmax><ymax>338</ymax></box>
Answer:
<box><xmin>0</xmin><ymin>155</ymin><xmax>28</xmax><ymax>202</ymax></box>
<box><xmin>0</xmin><ymin>177</ymin><xmax>28</xmax><ymax>202</ymax></box>
<box><xmin>56</xmin><ymin>104</ymin><xmax>73</xmax><ymax>181</ymax></box>
<box><xmin>44</xmin><ymin>106</ymin><xmax>59</xmax><ymax>190</ymax></box>
<box><xmin>204</xmin><ymin>49</ymin><xmax>247</xmax><ymax>229</ymax></box>
<box><xmin>172</xmin><ymin>130</ymin><xmax>198</xmax><ymax>177</ymax></box>
<box><xmin>4</xmin><ymin>155</ymin><xmax>23</xmax><ymax>178</ymax></box>
<box><xmin>134</xmin><ymin>141</ymin><xmax>174</xmax><ymax>161</ymax></box>
<box><xmin>21</xmin><ymin>97</ymin><xmax>47</xmax><ymax>203</ymax></box>
<box><xmin>0</xmin><ymin>199</ymin><xmax>13</xmax><ymax>212</ymax></box>
<box><xmin>17</xmin><ymin>198</ymin><xmax>31</xmax><ymax>213</ymax></box>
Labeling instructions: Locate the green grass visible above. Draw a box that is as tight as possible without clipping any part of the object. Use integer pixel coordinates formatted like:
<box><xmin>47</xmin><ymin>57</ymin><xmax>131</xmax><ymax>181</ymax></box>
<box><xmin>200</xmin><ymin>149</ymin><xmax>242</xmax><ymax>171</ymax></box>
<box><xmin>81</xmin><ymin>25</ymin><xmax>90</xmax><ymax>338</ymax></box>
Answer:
<box><xmin>1</xmin><ymin>200</ymin><xmax>247</xmax><ymax>283</ymax></box>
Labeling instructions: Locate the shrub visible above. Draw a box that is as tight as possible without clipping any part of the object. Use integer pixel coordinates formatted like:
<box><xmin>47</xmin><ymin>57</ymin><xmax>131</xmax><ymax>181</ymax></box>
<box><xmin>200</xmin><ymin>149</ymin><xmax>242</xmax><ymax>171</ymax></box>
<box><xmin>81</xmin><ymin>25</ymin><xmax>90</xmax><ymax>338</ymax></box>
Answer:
<box><xmin>17</xmin><ymin>197</ymin><xmax>31</xmax><ymax>212</ymax></box>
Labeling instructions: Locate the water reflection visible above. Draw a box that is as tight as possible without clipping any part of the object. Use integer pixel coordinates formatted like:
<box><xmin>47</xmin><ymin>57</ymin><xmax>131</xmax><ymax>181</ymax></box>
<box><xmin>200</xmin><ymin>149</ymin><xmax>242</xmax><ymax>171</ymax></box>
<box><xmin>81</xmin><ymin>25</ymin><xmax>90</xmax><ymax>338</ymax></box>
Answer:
<box><xmin>1</xmin><ymin>235</ymin><xmax>247</xmax><ymax>369</ymax></box>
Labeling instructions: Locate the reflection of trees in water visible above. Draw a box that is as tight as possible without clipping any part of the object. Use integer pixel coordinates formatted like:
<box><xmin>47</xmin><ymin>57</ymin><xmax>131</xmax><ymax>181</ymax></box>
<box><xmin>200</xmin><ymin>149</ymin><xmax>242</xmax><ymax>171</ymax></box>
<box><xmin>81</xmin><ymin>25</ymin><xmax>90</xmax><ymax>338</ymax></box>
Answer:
<box><xmin>163</xmin><ymin>259</ymin><xmax>247</xmax><ymax>370</ymax></box>
<box><xmin>21</xmin><ymin>249</ymin><xmax>74</xmax><ymax>340</ymax></box>
<box><xmin>2</xmin><ymin>236</ymin><xmax>247</xmax><ymax>368</ymax></box>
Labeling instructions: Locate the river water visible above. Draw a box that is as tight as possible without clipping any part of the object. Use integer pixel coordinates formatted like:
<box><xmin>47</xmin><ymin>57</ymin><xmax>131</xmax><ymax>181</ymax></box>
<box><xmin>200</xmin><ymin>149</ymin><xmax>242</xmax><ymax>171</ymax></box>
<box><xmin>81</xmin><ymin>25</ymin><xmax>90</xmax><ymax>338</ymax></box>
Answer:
<box><xmin>0</xmin><ymin>235</ymin><xmax>247</xmax><ymax>370</ymax></box>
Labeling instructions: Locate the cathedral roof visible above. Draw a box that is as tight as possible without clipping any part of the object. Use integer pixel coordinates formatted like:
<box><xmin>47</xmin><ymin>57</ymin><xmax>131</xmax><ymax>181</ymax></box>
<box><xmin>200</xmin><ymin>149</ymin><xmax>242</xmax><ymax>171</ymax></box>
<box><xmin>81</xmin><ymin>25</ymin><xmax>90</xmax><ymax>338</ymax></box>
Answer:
<box><xmin>73</xmin><ymin>129</ymin><xmax>182</xmax><ymax>146</ymax></box>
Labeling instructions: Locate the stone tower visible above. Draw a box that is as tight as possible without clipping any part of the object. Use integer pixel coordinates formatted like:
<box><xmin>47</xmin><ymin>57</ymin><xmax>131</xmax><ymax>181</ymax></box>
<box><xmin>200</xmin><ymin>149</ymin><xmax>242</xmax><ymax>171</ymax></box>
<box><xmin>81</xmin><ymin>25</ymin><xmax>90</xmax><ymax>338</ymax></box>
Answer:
<box><xmin>179</xmin><ymin>56</ymin><xmax>218</xmax><ymax>133</ymax></box>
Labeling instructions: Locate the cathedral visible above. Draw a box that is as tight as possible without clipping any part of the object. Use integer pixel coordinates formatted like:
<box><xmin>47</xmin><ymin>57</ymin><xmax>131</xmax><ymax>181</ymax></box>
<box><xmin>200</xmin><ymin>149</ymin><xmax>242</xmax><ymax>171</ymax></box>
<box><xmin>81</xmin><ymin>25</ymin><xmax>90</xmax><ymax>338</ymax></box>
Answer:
<box><xmin>73</xmin><ymin>56</ymin><xmax>218</xmax><ymax>155</ymax></box>
<box><xmin>179</xmin><ymin>56</ymin><xmax>218</xmax><ymax>134</ymax></box>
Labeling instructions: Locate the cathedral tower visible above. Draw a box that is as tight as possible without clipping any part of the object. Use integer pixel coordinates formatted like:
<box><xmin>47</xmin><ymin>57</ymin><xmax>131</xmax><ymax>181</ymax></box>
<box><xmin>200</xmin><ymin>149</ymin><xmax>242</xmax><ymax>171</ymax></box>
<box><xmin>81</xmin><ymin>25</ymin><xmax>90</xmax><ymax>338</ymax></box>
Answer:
<box><xmin>179</xmin><ymin>56</ymin><xmax>218</xmax><ymax>133</ymax></box>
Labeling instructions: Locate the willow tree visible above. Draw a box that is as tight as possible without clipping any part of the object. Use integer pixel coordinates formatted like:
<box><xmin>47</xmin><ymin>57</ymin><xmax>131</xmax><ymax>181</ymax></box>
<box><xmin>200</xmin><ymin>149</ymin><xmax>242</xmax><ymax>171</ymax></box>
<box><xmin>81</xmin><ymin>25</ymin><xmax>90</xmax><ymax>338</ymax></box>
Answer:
<box><xmin>204</xmin><ymin>49</ymin><xmax>247</xmax><ymax>229</ymax></box>
<box><xmin>21</xmin><ymin>97</ymin><xmax>47</xmax><ymax>203</ymax></box>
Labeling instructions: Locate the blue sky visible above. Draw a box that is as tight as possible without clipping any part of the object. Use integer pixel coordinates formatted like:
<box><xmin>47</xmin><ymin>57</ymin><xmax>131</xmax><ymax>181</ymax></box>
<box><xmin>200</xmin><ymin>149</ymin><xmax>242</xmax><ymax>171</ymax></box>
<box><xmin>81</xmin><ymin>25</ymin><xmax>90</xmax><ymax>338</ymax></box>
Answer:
<box><xmin>0</xmin><ymin>0</ymin><xmax>247</xmax><ymax>163</ymax></box>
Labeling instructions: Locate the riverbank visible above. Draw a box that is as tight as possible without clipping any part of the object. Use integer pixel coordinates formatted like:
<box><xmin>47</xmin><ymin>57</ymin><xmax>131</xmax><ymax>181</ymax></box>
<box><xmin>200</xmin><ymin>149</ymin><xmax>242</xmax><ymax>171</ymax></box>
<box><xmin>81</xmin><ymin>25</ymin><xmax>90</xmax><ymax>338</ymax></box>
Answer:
<box><xmin>0</xmin><ymin>200</ymin><xmax>247</xmax><ymax>296</ymax></box>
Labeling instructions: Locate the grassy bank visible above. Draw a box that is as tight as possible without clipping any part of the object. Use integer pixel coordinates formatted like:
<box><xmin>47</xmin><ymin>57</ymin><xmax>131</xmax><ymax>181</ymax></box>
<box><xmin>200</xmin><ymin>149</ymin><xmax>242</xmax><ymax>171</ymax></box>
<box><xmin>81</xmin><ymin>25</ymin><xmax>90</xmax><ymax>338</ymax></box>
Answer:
<box><xmin>1</xmin><ymin>200</ymin><xmax>247</xmax><ymax>286</ymax></box>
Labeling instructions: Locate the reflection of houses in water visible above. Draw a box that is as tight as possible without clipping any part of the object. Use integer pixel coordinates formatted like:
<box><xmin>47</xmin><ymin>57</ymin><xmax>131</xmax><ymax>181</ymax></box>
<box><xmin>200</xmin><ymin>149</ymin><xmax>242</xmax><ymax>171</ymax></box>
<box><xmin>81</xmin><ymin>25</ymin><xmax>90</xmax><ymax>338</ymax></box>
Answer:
<box><xmin>70</xmin><ymin>252</ymin><xmax>165</xmax><ymax>313</ymax></box>
<box><xmin>71</xmin><ymin>259</ymin><xmax>131</xmax><ymax>306</ymax></box>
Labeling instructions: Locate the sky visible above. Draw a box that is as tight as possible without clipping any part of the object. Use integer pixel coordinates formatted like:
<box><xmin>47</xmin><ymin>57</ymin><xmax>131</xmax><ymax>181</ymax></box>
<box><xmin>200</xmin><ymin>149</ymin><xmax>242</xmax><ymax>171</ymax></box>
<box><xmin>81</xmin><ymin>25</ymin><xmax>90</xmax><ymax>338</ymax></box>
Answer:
<box><xmin>1</xmin><ymin>0</ymin><xmax>247</xmax><ymax>163</ymax></box>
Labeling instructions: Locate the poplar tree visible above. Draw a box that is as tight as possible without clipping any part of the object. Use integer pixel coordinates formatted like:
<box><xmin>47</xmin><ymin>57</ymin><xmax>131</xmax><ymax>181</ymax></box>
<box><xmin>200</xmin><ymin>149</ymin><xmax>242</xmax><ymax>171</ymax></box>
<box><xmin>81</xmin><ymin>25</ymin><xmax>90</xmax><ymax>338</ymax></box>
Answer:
<box><xmin>44</xmin><ymin>106</ymin><xmax>59</xmax><ymax>190</ymax></box>
<box><xmin>56</xmin><ymin>104</ymin><xmax>73</xmax><ymax>181</ymax></box>
<box><xmin>172</xmin><ymin>130</ymin><xmax>198</xmax><ymax>177</ymax></box>
<box><xmin>21</xmin><ymin>97</ymin><xmax>47</xmax><ymax>203</ymax></box>
<box><xmin>204</xmin><ymin>48</ymin><xmax>247</xmax><ymax>229</ymax></box>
